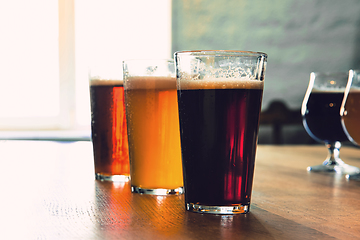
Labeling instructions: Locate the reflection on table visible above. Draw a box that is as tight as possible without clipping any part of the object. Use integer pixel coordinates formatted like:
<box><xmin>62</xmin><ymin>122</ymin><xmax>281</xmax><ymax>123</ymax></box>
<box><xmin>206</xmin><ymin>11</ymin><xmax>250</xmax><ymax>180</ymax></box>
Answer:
<box><xmin>1</xmin><ymin>141</ymin><xmax>359</xmax><ymax>239</ymax></box>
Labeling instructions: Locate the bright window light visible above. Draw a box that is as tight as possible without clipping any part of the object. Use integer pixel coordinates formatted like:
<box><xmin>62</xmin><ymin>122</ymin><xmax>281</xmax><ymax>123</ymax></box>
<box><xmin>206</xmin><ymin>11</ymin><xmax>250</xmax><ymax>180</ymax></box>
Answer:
<box><xmin>0</xmin><ymin>0</ymin><xmax>172</xmax><ymax>132</ymax></box>
<box><xmin>75</xmin><ymin>0</ymin><xmax>172</xmax><ymax>126</ymax></box>
<box><xmin>0</xmin><ymin>0</ymin><xmax>59</xmax><ymax>118</ymax></box>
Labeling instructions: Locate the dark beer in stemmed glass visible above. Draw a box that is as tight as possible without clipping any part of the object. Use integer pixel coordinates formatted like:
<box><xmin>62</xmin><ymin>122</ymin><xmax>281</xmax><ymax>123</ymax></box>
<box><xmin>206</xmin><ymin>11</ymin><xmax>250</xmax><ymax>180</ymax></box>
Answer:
<box><xmin>302</xmin><ymin>88</ymin><xmax>348</xmax><ymax>143</ymax></box>
<box><xmin>302</xmin><ymin>72</ymin><xmax>359</xmax><ymax>174</ymax></box>
<box><xmin>175</xmin><ymin>50</ymin><xmax>267</xmax><ymax>214</ymax></box>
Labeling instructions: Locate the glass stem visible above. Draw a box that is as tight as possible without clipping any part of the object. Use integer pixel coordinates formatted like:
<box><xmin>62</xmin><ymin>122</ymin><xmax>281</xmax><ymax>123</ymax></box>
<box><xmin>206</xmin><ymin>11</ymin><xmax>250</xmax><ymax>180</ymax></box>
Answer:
<box><xmin>325</xmin><ymin>141</ymin><xmax>341</xmax><ymax>165</ymax></box>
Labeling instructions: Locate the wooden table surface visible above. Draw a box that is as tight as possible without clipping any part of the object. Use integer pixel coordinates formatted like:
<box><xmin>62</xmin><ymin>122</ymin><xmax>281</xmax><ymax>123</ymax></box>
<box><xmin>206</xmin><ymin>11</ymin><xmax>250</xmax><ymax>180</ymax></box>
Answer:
<box><xmin>1</xmin><ymin>140</ymin><xmax>360</xmax><ymax>240</ymax></box>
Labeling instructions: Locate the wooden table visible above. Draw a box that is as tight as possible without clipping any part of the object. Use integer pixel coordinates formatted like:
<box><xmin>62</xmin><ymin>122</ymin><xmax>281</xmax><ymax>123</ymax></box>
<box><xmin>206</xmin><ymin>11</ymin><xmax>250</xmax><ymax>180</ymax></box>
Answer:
<box><xmin>1</xmin><ymin>141</ymin><xmax>359</xmax><ymax>239</ymax></box>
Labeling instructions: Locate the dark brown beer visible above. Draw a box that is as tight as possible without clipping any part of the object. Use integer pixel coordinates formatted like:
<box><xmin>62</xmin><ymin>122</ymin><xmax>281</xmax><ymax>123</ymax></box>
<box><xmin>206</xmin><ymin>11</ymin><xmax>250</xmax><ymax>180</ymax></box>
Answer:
<box><xmin>302</xmin><ymin>90</ymin><xmax>348</xmax><ymax>143</ymax></box>
<box><xmin>177</xmin><ymin>79</ymin><xmax>263</xmax><ymax>206</ymax></box>
<box><xmin>90</xmin><ymin>79</ymin><xmax>130</xmax><ymax>180</ymax></box>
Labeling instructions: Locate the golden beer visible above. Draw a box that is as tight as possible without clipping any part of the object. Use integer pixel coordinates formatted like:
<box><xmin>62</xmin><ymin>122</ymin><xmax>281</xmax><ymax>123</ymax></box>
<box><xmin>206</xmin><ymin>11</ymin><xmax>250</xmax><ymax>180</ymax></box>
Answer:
<box><xmin>342</xmin><ymin>89</ymin><xmax>360</xmax><ymax>145</ymax></box>
<box><xmin>125</xmin><ymin>76</ymin><xmax>183</xmax><ymax>191</ymax></box>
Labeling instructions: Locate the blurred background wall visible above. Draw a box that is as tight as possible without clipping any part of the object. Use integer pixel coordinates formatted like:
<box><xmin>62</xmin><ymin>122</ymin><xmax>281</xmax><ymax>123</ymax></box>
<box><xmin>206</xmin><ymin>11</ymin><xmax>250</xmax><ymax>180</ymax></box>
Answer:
<box><xmin>1</xmin><ymin>0</ymin><xmax>359</xmax><ymax>144</ymax></box>
<box><xmin>171</xmin><ymin>0</ymin><xmax>360</xmax><ymax>144</ymax></box>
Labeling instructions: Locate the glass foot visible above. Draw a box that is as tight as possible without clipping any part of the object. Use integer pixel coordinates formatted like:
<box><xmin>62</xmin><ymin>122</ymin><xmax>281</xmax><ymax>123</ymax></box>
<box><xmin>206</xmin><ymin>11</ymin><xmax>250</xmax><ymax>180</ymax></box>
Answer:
<box><xmin>307</xmin><ymin>142</ymin><xmax>360</xmax><ymax>175</ymax></box>
<box><xmin>307</xmin><ymin>158</ymin><xmax>343</xmax><ymax>172</ymax></box>
<box><xmin>307</xmin><ymin>161</ymin><xmax>337</xmax><ymax>172</ymax></box>
<box><xmin>186</xmin><ymin>203</ymin><xmax>249</xmax><ymax>214</ymax></box>
<box><xmin>346</xmin><ymin>172</ymin><xmax>360</xmax><ymax>180</ymax></box>
<box><xmin>336</xmin><ymin>164</ymin><xmax>360</xmax><ymax>175</ymax></box>
<box><xmin>95</xmin><ymin>173</ymin><xmax>130</xmax><ymax>182</ymax></box>
<box><xmin>307</xmin><ymin>159</ymin><xmax>360</xmax><ymax>175</ymax></box>
<box><xmin>131</xmin><ymin>186</ymin><xmax>184</xmax><ymax>195</ymax></box>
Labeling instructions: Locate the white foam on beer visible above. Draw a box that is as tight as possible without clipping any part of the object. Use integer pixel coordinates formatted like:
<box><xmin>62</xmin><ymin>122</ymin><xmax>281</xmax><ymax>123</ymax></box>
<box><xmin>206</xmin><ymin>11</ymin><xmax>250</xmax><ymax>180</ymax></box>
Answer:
<box><xmin>90</xmin><ymin>79</ymin><xmax>124</xmax><ymax>86</ymax></box>
<box><xmin>177</xmin><ymin>78</ymin><xmax>264</xmax><ymax>90</ymax></box>
<box><xmin>125</xmin><ymin>76</ymin><xmax>176</xmax><ymax>90</ymax></box>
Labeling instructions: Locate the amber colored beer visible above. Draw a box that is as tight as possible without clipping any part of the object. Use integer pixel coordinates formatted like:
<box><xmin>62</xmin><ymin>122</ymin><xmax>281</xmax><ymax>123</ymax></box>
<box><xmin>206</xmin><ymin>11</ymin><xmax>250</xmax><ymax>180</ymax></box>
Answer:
<box><xmin>125</xmin><ymin>76</ymin><xmax>183</xmax><ymax>190</ymax></box>
<box><xmin>90</xmin><ymin>79</ymin><xmax>130</xmax><ymax>180</ymax></box>
<box><xmin>342</xmin><ymin>89</ymin><xmax>360</xmax><ymax>145</ymax></box>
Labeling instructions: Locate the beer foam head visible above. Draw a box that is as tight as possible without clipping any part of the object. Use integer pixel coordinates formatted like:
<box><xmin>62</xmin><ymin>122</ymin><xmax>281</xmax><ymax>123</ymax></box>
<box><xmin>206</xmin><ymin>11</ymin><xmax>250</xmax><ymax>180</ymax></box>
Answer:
<box><xmin>177</xmin><ymin>78</ymin><xmax>264</xmax><ymax>90</ymax></box>
<box><xmin>175</xmin><ymin>51</ymin><xmax>266</xmax><ymax>90</ymax></box>
<box><xmin>311</xmin><ymin>87</ymin><xmax>345</xmax><ymax>93</ymax></box>
<box><xmin>125</xmin><ymin>76</ymin><xmax>176</xmax><ymax>90</ymax></box>
<box><xmin>310</xmin><ymin>72</ymin><xmax>348</xmax><ymax>92</ymax></box>
<box><xmin>90</xmin><ymin>79</ymin><xmax>124</xmax><ymax>86</ymax></box>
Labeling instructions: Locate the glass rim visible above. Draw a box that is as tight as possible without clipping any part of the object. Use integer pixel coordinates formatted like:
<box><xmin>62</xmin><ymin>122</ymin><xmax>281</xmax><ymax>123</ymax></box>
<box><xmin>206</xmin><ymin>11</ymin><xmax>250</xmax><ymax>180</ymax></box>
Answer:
<box><xmin>311</xmin><ymin>71</ymin><xmax>348</xmax><ymax>75</ymax></box>
<box><xmin>174</xmin><ymin>50</ymin><xmax>267</xmax><ymax>58</ymax></box>
<box><xmin>350</xmin><ymin>69</ymin><xmax>360</xmax><ymax>74</ymax></box>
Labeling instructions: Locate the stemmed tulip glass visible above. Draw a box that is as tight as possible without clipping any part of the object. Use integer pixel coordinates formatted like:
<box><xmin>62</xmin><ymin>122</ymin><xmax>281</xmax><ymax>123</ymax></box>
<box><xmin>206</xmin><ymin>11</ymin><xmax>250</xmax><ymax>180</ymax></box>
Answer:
<box><xmin>340</xmin><ymin>69</ymin><xmax>360</xmax><ymax>180</ymax></box>
<box><xmin>302</xmin><ymin>72</ymin><xmax>360</xmax><ymax>173</ymax></box>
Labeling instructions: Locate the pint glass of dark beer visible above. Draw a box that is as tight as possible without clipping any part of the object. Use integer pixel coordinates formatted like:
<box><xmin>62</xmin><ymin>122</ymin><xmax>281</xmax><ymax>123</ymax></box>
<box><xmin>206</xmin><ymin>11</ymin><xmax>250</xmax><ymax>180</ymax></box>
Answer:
<box><xmin>123</xmin><ymin>59</ymin><xmax>183</xmax><ymax>195</ymax></box>
<box><xmin>175</xmin><ymin>50</ymin><xmax>267</xmax><ymax>214</ymax></box>
<box><xmin>89</xmin><ymin>67</ymin><xmax>130</xmax><ymax>182</ymax></box>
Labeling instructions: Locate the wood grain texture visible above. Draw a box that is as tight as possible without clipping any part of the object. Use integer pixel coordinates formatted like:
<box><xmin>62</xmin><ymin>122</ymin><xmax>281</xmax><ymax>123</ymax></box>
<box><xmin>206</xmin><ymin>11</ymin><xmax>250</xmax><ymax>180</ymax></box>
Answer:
<box><xmin>0</xmin><ymin>141</ymin><xmax>359</xmax><ymax>239</ymax></box>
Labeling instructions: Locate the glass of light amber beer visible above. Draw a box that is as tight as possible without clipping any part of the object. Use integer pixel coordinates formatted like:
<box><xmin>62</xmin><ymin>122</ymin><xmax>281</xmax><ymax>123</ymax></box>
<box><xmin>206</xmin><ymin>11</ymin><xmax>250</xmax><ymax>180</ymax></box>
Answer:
<box><xmin>341</xmin><ymin>69</ymin><xmax>360</xmax><ymax>180</ymax></box>
<box><xmin>89</xmin><ymin>66</ymin><xmax>130</xmax><ymax>182</ymax></box>
<box><xmin>123</xmin><ymin>59</ymin><xmax>183</xmax><ymax>195</ymax></box>
<box><xmin>175</xmin><ymin>50</ymin><xmax>267</xmax><ymax>214</ymax></box>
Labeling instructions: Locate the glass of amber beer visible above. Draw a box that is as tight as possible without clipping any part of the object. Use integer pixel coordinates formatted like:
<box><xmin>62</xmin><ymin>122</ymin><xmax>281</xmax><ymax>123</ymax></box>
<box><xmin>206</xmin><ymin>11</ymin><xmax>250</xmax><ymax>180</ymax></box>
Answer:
<box><xmin>89</xmin><ymin>66</ymin><xmax>130</xmax><ymax>182</ymax></box>
<box><xmin>175</xmin><ymin>50</ymin><xmax>267</xmax><ymax>214</ymax></box>
<box><xmin>123</xmin><ymin>59</ymin><xmax>183</xmax><ymax>195</ymax></box>
<box><xmin>340</xmin><ymin>69</ymin><xmax>360</xmax><ymax>180</ymax></box>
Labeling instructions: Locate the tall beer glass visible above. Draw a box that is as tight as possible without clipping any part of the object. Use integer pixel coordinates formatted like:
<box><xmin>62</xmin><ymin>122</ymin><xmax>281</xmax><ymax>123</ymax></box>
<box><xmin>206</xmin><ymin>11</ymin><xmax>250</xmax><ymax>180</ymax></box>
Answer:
<box><xmin>123</xmin><ymin>59</ymin><xmax>183</xmax><ymax>195</ymax></box>
<box><xmin>175</xmin><ymin>50</ymin><xmax>267</xmax><ymax>214</ymax></box>
<box><xmin>340</xmin><ymin>69</ymin><xmax>360</xmax><ymax>180</ymax></box>
<box><xmin>302</xmin><ymin>72</ymin><xmax>359</xmax><ymax>174</ymax></box>
<box><xmin>89</xmin><ymin>67</ymin><xmax>130</xmax><ymax>181</ymax></box>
